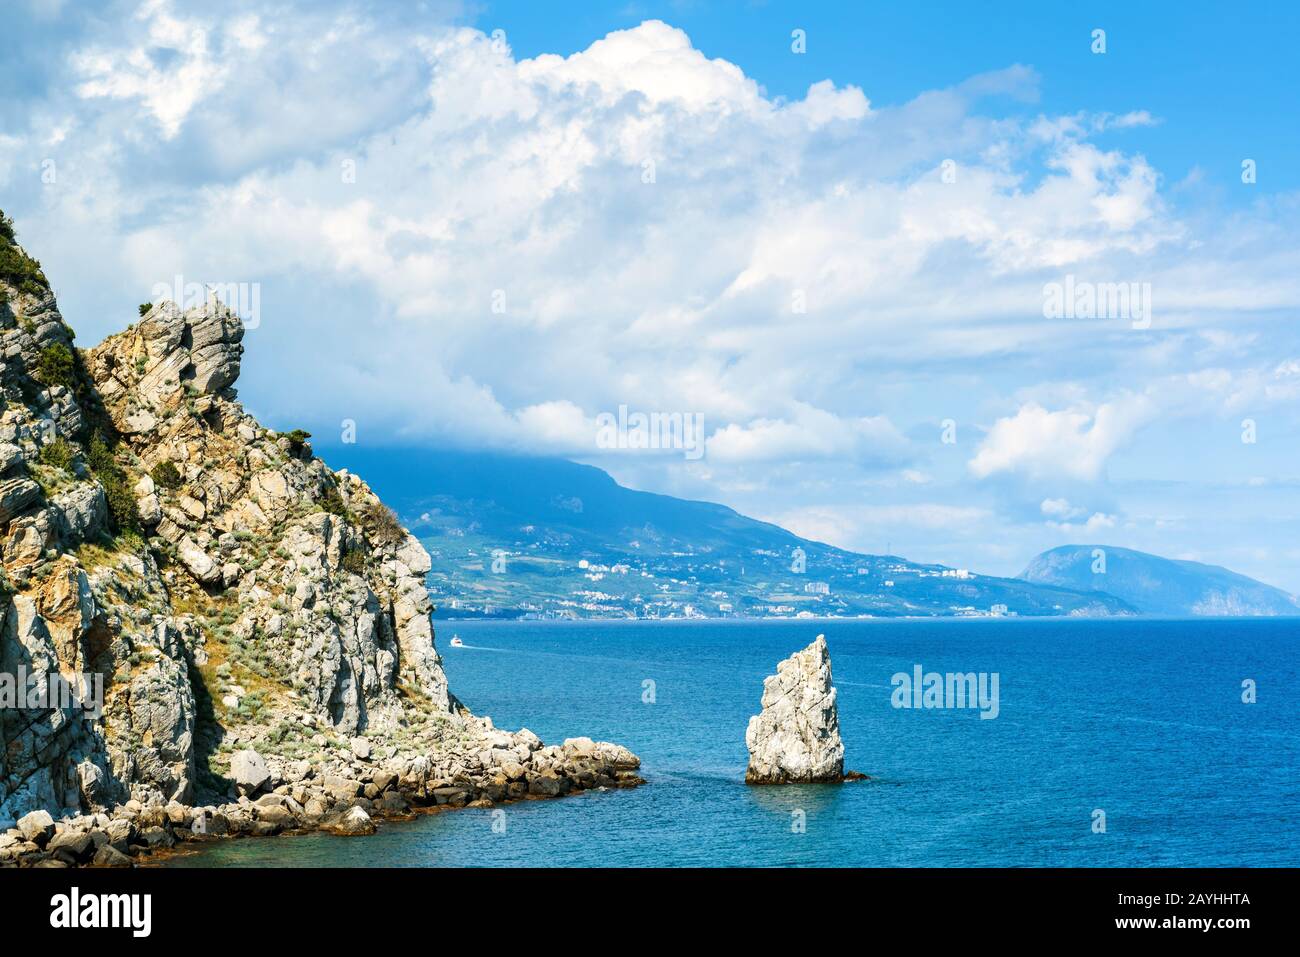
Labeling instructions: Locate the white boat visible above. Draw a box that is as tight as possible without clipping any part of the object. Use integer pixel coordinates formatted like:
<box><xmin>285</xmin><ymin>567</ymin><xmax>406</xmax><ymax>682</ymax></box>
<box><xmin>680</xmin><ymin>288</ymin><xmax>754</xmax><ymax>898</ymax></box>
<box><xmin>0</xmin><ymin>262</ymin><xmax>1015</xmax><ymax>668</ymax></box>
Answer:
<box><xmin>449</xmin><ymin>636</ymin><xmax>464</xmax><ymax>647</ymax></box>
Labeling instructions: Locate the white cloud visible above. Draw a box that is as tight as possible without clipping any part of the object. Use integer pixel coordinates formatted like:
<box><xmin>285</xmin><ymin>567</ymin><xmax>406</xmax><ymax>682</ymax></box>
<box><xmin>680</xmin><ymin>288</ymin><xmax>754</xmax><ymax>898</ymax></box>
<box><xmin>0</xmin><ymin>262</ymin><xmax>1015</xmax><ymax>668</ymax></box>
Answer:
<box><xmin>787</xmin><ymin>78</ymin><xmax>871</xmax><ymax>127</ymax></box>
<box><xmin>1040</xmin><ymin>497</ymin><xmax>1085</xmax><ymax>520</ymax></box>
<box><xmin>28</xmin><ymin>15</ymin><xmax>1215</xmax><ymax>454</ymax></box>
<box><xmin>706</xmin><ymin>406</ymin><xmax>908</xmax><ymax>465</ymax></box>
<box><xmin>774</xmin><ymin>503</ymin><xmax>994</xmax><ymax>551</ymax></box>
<box><xmin>1077</xmin><ymin>512</ymin><xmax>1117</xmax><ymax>532</ymax></box>
<box><xmin>969</xmin><ymin>398</ymin><xmax>1157</xmax><ymax>481</ymax></box>
<box><xmin>1040</xmin><ymin>498</ymin><xmax>1118</xmax><ymax>533</ymax></box>
<box><xmin>72</xmin><ymin>0</ymin><xmax>231</xmax><ymax>138</ymax></box>
<box><xmin>517</xmin><ymin>20</ymin><xmax>766</xmax><ymax>113</ymax></box>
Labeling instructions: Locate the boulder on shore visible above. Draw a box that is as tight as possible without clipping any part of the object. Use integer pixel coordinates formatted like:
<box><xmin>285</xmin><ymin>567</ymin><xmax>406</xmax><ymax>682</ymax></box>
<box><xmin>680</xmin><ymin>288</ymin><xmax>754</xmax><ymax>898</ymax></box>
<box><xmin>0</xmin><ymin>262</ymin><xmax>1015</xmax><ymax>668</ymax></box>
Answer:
<box><xmin>230</xmin><ymin>750</ymin><xmax>271</xmax><ymax>796</ymax></box>
<box><xmin>745</xmin><ymin>635</ymin><xmax>846</xmax><ymax>784</ymax></box>
<box><xmin>332</xmin><ymin>806</ymin><xmax>376</xmax><ymax>836</ymax></box>
<box><xmin>17</xmin><ymin>810</ymin><xmax>56</xmax><ymax>846</ymax></box>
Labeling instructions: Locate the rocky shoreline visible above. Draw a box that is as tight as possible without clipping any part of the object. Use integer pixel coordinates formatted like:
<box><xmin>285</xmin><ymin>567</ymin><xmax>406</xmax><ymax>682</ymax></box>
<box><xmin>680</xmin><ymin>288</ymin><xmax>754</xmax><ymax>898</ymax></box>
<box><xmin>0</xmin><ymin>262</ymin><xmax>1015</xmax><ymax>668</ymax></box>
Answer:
<box><xmin>2</xmin><ymin>724</ymin><xmax>642</xmax><ymax>868</ymax></box>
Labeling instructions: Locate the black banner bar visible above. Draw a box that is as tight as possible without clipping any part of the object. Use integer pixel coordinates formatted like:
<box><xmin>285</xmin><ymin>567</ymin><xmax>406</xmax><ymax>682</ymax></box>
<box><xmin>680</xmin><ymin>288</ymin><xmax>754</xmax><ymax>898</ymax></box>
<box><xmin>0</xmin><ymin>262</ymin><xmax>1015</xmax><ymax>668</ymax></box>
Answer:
<box><xmin>0</xmin><ymin>867</ymin><xmax>1279</xmax><ymax>942</ymax></box>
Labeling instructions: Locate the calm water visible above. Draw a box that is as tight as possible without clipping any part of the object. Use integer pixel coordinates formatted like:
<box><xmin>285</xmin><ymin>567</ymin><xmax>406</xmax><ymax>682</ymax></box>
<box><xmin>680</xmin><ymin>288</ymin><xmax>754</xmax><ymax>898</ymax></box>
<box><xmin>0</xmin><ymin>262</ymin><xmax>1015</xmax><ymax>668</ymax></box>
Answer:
<box><xmin>168</xmin><ymin>618</ymin><xmax>1299</xmax><ymax>867</ymax></box>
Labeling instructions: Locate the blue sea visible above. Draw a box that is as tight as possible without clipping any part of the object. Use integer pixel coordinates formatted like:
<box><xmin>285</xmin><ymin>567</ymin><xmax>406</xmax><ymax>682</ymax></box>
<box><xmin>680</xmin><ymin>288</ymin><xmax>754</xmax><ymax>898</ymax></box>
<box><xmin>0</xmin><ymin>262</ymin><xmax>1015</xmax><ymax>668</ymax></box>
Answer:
<box><xmin>167</xmin><ymin>618</ymin><xmax>1299</xmax><ymax>867</ymax></box>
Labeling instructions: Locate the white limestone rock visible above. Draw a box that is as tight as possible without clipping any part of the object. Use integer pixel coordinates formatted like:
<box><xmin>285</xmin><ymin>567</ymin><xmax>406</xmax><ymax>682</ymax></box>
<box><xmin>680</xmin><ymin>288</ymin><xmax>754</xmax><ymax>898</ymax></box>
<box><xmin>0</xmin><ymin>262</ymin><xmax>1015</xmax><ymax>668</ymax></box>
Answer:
<box><xmin>334</xmin><ymin>805</ymin><xmax>376</xmax><ymax>836</ymax></box>
<box><xmin>177</xmin><ymin>536</ymin><xmax>220</xmax><ymax>585</ymax></box>
<box><xmin>745</xmin><ymin>635</ymin><xmax>846</xmax><ymax>784</ymax></box>
<box><xmin>17</xmin><ymin>809</ymin><xmax>55</xmax><ymax>845</ymax></box>
<box><xmin>230</xmin><ymin>750</ymin><xmax>271</xmax><ymax>797</ymax></box>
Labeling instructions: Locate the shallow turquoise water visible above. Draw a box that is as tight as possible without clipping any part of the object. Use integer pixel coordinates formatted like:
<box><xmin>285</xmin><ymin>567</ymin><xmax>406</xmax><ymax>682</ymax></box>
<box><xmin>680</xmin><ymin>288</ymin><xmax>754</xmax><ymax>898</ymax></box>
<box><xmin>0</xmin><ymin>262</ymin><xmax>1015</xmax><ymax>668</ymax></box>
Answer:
<box><xmin>167</xmin><ymin>618</ymin><xmax>1299</xmax><ymax>867</ymax></box>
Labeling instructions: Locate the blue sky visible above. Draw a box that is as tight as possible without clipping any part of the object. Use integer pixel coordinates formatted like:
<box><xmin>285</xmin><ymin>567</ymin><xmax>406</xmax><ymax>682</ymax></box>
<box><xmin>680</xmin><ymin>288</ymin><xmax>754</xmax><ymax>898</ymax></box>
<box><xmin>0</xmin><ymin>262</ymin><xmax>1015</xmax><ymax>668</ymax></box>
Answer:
<box><xmin>2</xmin><ymin>0</ymin><xmax>1299</xmax><ymax>590</ymax></box>
<box><xmin>471</xmin><ymin>0</ymin><xmax>1300</xmax><ymax>199</ymax></box>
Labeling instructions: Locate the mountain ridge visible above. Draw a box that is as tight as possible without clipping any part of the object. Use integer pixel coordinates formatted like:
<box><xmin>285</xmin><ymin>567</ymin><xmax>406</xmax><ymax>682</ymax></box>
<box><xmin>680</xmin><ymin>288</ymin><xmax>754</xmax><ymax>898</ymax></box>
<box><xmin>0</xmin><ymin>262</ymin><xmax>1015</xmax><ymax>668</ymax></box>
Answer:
<box><xmin>321</xmin><ymin>448</ymin><xmax>1296</xmax><ymax>621</ymax></box>
<box><xmin>1020</xmin><ymin>544</ymin><xmax>1300</xmax><ymax>617</ymax></box>
<box><xmin>320</xmin><ymin>445</ymin><xmax>1137</xmax><ymax>619</ymax></box>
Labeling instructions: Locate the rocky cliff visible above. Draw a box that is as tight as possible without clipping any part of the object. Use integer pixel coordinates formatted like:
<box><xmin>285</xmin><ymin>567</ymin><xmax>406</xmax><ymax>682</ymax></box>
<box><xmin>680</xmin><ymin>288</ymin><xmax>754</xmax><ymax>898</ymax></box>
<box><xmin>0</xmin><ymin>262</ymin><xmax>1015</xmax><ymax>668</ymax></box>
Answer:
<box><xmin>0</xmin><ymin>213</ymin><xmax>639</xmax><ymax>864</ymax></box>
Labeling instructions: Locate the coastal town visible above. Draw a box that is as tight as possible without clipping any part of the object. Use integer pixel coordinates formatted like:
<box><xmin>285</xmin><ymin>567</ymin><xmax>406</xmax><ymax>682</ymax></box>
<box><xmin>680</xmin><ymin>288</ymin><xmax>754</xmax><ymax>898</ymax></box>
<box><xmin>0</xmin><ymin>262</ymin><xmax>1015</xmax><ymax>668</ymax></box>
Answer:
<box><xmin>422</xmin><ymin>531</ymin><xmax>1067</xmax><ymax>620</ymax></box>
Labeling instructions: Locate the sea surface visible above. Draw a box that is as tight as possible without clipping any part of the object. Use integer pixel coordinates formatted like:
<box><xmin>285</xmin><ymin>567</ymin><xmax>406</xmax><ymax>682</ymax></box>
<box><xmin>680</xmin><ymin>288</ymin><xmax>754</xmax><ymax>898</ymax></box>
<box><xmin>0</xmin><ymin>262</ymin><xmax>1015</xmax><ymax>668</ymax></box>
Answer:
<box><xmin>166</xmin><ymin>617</ymin><xmax>1299</xmax><ymax>867</ymax></box>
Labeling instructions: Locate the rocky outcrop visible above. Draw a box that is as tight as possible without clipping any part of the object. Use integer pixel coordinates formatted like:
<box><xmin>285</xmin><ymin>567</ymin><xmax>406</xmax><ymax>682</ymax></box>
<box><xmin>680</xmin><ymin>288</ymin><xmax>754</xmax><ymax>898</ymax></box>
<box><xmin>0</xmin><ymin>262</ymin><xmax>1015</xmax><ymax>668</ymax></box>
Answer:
<box><xmin>91</xmin><ymin>300</ymin><xmax>245</xmax><ymax>409</ymax></box>
<box><xmin>745</xmin><ymin>635</ymin><xmax>847</xmax><ymax>784</ymax></box>
<box><xmin>0</xmin><ymin>214</ymin><xmax>641</xmax><ymax>865</ymax></box>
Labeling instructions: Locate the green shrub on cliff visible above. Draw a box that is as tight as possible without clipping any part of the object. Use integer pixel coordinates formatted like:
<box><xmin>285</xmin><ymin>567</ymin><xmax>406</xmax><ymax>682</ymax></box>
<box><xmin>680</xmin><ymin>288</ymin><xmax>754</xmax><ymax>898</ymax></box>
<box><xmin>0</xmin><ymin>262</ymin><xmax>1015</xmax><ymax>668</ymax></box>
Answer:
<box><xmin>102</xmin><ymin>472</ymin><xmax>140</xmax><ymax>535</ymax></box>
<box><xmin>86</xmin><ymin>431</ymin><xmax>115</xmax><ymax>473</ymax></box>
<box><xmin>36</xmin><ymin>343</ymin><xmax>76</xmax><ymax>388</ymax></box>
<box><xmin>0</xmin><ymin>211</ymin><xmax>51</xmax><ymax>298</ymax></box>
<box><xmin>320</xmin><ymin>485</ymin><xmax>348</xmax><ymax>517</ymax></box>
<box><xmin>280</xmin><ymin>429</ymin><xmax>312</xmax><ymax>456</ymax></box>
<box><xmin>87</xmin><ymin>431</ymin><xmax>140</xmax><ymax>534</ymax></box>
<box><xmin>362</xmin><ymin>502</ymin><xmax>405</xmax><ymax>546</ymax></box>
<box><xmin>38</xmin><ymin>437</ymin><xmax>76</xmax><ymax>471</ymax></box>
<box><xmin>150</xmin><ymin>459</ymin><xmax>183</xmax><ymax>490</ymax></box>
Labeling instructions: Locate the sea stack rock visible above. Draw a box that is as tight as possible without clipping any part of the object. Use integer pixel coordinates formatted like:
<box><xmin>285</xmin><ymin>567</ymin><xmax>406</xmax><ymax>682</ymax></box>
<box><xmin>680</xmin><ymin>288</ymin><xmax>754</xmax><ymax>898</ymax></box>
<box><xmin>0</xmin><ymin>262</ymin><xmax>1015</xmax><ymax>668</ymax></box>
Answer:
<box><xmin>745</xmin><ymin>635</ymin><xmax>846</xmax><ymax>784</ymax></box>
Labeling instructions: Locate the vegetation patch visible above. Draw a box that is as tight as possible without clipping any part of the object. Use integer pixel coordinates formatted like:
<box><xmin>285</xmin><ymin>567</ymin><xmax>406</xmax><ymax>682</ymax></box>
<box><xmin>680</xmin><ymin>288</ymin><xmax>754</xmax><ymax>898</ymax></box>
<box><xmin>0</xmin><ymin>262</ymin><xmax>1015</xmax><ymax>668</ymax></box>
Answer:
<box><xmin>74</xmin><ymin>539</ymin><xmax>122</xmax><ymax>571</ymax></box>
<box><xmin>87</xmin><ymin>431</ymin><xmax>140</xmax><ymax>534</ymax></box>
<box><xmin>341</xmin><ymin>547</ymin><xmax>367</xmax><ymax>575</ymax></box>
<box><xmin>150</xmin><ymin>459</ymin><xmax>183</xmax><ymax>490</ymax></box>
<box><xmin>37</xmin><ymin>437</ymin><xmax>76</xmax><ymax>471</ymax></box>
<box><xmin>0</xmin><ymin>211</ymin><xmax>51</xmax><ymax>298</ymax></box>
<box><xmin>280</xmin><ymin>428</ymin><xmax>312</xmax><ymax>456</ymax></box>
<box><xmin>320</xmin><ymin>484</ymin><xmax>348</xmax><ymax>517</ymax></box>
<box><xmin>362</xmin><ymin>502</ymin><xmax>406</xmax><ymax>546</ymax></box>
<box><xmin>35</xmin><ymin>343</ymin><xmax>76</xmax><ymax>388</ymax></box>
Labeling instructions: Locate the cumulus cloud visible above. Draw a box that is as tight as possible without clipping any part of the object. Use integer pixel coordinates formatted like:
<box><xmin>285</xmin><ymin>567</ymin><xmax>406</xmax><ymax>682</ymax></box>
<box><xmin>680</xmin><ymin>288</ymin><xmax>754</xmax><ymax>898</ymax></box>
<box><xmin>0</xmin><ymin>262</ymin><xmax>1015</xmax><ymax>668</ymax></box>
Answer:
<box><xmin>1040</xmin><ymin>497</ymin><xmax>1085</xmax><ymax>520</ymax></box>
<box><xmin>71</xmin><ymin>0</ymin><xmax>234</xmax><ymax>137</ymax></box>
<box><xmin>517</xmin><ymin>19</ymin><xmax>768</xmax><ymax>112</ymax></box>
<box><xmin>705</xmin><ymin>406</ymin><xmax>908</xmax><ymax>465</ymax></box>
<box><xmin>968</xmin><ymin>397</ymin><xmax>1157</xmax><ymax>481</ymax></box>
<box><xmin>775</xmin><ymin>504</ymin><xmax>994</xmax><ymax>552</ymax></box>
<box><xmin>7</xmin><ymin>11</ymin><xmax>1215</xmax><ymax>450</ymax></box>
<box><xmin>1040</xmin><ymin>498</ymin><xmax>1117</xmax><ymax>533</ymax></box>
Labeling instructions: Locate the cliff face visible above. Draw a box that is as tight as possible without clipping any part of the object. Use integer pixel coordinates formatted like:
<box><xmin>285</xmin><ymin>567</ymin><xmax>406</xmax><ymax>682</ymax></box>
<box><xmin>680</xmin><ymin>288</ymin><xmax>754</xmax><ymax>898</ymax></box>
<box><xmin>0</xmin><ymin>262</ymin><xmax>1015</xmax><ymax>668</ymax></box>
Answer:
<box><xmin>0</xmin><ymin>216</ymin><xmax>637</xmax><ymax>840</ymax></box>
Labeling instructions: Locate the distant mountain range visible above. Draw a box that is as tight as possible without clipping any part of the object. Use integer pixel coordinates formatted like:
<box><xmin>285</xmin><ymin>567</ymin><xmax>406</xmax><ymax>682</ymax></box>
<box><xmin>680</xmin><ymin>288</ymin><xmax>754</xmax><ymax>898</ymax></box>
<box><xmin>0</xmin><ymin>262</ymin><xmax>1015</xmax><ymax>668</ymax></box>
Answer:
<box><xmin>1020</xmin><ymin>545</ymin><xmax>1300</xmax><ymax>617</ymax></box>
<box><xmin>319</xmin><ymin>446</ymin><xmax>1296</xmax><ymax>620</ymax></box>
<box><xmin>320</xmin><ymin>447</ymin><xmax>1131</xmax><ymax>619</ymax></box>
